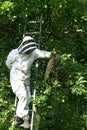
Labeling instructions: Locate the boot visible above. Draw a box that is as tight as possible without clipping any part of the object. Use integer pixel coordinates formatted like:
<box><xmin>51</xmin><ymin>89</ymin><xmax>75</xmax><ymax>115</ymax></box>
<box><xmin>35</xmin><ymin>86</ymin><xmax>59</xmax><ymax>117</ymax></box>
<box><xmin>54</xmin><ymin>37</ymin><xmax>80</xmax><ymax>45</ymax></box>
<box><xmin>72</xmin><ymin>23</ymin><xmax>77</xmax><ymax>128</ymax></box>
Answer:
<box><xmin>12</xmin><ymin>116</ymin><xmax>24</xmax><ymax>126</ymax></box>
<box><xmin>23</xmin><ymin>120</ymin><xmax>30</xmax><ymax>129</ymax></box>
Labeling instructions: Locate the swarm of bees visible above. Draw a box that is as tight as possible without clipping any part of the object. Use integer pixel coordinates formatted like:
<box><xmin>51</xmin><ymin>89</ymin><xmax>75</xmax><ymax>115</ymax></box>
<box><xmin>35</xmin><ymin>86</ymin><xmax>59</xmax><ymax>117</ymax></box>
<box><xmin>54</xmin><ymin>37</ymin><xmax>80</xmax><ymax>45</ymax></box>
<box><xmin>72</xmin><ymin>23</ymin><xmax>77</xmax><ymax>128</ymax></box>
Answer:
<box><xmin>45</xmin><ymin>51</ymin><xmax>59</xmax><ymax>86</ymax></box>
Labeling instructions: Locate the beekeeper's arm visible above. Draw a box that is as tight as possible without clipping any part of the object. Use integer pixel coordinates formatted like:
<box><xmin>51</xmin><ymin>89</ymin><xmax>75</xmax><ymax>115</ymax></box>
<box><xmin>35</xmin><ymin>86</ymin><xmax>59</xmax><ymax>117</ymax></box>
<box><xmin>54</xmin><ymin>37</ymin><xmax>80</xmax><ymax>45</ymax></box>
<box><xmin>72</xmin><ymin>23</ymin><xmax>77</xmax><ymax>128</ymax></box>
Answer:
<box><xmin>34</xmin><ymin>48</ymin><xmax>51</xmax><ymax>59</ymax></box>
<box><xmin>6</xmin><ymin>49</ymin><xmax>17</xmax><ymax>70</ymax></box>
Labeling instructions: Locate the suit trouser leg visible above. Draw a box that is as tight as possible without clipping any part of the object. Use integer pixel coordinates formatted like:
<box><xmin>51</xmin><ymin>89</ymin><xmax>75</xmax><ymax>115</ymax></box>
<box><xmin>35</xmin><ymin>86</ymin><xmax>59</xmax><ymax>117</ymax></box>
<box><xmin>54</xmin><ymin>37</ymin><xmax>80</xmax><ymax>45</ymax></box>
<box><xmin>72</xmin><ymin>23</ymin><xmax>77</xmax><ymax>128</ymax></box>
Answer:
<box><xmin>12</xmin><ymin>81</ymin><xmax>30</xmax><ymax>120</ymax></box>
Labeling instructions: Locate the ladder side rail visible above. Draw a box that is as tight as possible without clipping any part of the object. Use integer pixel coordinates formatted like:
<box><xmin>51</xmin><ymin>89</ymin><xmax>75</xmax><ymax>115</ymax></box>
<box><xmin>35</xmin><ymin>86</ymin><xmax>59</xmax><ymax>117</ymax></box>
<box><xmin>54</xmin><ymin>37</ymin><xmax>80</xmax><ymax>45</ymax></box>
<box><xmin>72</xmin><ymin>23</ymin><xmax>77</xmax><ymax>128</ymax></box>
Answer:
<box><xmin>30</xmin><ymin>88</ymin><xmax>36</xmax><ymax>130</ymax></box>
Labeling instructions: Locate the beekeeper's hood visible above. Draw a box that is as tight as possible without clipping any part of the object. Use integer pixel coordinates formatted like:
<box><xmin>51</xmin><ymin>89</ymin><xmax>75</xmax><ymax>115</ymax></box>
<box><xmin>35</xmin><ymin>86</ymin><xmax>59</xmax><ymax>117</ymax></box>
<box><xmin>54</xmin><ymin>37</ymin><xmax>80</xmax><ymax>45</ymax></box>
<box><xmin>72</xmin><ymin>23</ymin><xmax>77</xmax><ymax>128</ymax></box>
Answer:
<box><xmin>18</xmin><ymin>36</ymin><xmax>37</xmax><ymax>54</ymax></box>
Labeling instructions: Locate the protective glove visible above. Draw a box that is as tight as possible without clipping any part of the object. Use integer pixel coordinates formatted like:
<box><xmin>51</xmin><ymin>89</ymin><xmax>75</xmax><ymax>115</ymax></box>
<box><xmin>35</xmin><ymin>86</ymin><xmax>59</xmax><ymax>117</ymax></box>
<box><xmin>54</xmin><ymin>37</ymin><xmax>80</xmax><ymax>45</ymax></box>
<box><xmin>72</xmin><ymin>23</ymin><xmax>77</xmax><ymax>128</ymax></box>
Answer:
<box><xmin>50</xmin><ymin>48</ymin><xmax>57</xmax><ymax>58</ymax></box>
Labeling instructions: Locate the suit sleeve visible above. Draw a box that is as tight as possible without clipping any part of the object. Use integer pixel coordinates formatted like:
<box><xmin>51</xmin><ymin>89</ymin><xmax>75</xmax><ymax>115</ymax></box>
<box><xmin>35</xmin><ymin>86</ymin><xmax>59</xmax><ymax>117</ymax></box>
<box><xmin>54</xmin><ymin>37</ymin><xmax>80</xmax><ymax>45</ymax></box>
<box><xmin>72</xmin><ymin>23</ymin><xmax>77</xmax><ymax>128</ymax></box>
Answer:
<box><xmin>34</xmin><ymin>48</ymin><xmax>51</xmax><ymax>59</ymax></box>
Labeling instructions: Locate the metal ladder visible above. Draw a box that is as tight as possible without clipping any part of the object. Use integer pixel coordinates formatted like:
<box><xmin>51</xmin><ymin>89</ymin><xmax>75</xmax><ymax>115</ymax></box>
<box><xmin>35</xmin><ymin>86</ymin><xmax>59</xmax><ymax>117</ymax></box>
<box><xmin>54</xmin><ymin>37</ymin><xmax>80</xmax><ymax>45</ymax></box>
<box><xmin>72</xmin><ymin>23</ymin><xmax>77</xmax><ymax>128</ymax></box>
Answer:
<box><xmin>24</xmin><ymin>15</ymin><xmax>43</xmax><ymax>130</ymax></box>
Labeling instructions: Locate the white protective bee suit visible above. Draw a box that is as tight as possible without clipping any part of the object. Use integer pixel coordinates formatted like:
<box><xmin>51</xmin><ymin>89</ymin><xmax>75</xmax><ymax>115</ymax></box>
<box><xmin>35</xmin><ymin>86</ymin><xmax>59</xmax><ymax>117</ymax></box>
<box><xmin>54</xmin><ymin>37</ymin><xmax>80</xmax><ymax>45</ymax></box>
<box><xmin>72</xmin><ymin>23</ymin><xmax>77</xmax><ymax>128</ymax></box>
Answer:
<box><xmin>6</xmin><ymin>36</ymin><xmax>51</xmax><ymax>121</ymax></box>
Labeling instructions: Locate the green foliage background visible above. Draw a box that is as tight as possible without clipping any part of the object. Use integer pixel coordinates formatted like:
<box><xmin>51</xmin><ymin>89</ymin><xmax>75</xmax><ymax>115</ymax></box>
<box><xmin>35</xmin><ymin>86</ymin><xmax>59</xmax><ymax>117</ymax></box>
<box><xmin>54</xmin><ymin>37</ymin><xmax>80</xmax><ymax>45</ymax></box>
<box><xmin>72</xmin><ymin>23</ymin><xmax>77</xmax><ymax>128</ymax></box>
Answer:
<box><xmin>0</xmin><ymin>0</ymin><xmax>87</xmax><ymax>130</ymax></box>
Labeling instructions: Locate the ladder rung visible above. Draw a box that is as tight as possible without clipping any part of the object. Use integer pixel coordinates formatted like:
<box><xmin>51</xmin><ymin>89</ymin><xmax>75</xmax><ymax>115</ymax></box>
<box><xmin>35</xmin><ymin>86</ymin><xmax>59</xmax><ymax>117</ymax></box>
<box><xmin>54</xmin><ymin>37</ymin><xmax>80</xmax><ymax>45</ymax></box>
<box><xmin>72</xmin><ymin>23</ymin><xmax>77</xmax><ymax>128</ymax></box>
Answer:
<box><xmin>29</xmin><ymin>109</ymin><xmax>35</xmax><ymax>111</ymax></box>
<box><xmin>29</xmin><ymin>109</ymin><xmax>33</xmax><ymax>112</ymax></box>
<box><xmin>29</xmin><ymin>32</ymin><xmax>40</xmax><ymax>34</ymax></box>
<box><xmin>29</xmin><ymin>20</ymin><xmax>44</xmax><ymax>24</ymax></box>
<box><xmin>29</xmin><ymin>21</ymin><xmax>39</xmax><ymax>23</ymax></box>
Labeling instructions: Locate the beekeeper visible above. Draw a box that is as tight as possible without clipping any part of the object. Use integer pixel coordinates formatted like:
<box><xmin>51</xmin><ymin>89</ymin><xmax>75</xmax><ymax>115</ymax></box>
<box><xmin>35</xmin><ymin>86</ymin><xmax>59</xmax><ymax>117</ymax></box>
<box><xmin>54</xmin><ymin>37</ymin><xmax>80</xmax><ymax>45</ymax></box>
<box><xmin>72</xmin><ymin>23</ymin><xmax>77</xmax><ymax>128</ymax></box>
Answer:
<box><xmin>6</xmin><ymin>36</ymin><xmax>51</xmax><ymax>129</ymax></box>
